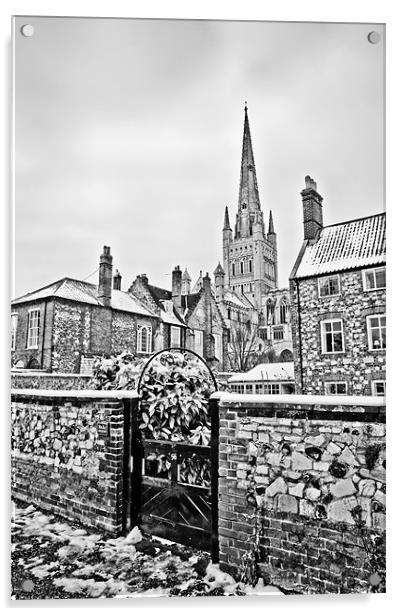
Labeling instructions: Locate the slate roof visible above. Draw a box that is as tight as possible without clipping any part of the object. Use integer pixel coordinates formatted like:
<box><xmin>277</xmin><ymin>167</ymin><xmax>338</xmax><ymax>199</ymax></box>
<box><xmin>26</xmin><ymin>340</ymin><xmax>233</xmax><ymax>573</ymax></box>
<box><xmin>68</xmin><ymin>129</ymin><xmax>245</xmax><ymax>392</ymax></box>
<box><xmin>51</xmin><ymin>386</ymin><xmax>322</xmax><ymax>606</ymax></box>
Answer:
<box><xmin>228</xmin><ymin>362</ymin><xmax>295</xmax><ymax>383</ymax></box>
<box><xmin>12</xmin><ymin>277</ymin><xmax>156</xmax><ymax>318</ymax></box>
<box><xmin>146</xmin><ymin>285</ymin><xmax>186</xmax><ymax>326</ymax></box>
<box><xmin>291</xmin><ymin>213</ymin><xmax>385</xmax><ymax>279</ymax></box>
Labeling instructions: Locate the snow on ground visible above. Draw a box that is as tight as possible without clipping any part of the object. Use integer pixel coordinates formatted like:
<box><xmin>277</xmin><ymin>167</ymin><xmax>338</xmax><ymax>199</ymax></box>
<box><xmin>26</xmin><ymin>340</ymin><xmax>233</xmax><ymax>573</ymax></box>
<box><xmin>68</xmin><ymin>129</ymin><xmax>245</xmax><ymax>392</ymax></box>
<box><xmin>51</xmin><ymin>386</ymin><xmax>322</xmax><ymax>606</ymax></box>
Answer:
<box><xmin>11</xmin><ymin>501</ymin><xmax>282</xmax><ymax>600</ymax></box>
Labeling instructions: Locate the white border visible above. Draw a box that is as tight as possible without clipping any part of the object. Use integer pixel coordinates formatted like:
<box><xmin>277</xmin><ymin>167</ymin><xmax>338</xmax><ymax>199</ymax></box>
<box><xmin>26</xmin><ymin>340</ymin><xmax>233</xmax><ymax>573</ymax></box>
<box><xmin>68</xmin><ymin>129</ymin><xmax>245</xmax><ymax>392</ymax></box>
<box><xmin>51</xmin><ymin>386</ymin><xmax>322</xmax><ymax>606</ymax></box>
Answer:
<box><xmin>2</xmin><ymin>1</ymin><xmax>400</xmax><ymax>615</ymax></box>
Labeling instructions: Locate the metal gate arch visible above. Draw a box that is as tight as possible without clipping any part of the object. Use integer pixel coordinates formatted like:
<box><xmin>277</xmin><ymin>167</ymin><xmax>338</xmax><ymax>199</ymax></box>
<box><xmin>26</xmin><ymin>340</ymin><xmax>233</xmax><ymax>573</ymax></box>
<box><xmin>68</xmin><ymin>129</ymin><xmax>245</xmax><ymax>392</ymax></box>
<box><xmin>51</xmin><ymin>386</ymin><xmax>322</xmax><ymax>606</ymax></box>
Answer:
<box><xmin>127</xmin><ymin>348</ymin><xmax>219</xmax><ymax>560</ymax></box>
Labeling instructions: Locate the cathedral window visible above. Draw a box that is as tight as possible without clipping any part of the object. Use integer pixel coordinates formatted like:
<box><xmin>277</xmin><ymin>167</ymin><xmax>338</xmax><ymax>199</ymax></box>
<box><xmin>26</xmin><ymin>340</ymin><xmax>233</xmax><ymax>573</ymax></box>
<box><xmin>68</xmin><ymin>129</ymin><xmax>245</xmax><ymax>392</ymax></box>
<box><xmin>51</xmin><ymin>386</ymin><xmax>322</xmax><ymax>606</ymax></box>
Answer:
<box><xmin>232</xmin><ymin>263</ymin><xmax>235</xmax><ymax>276</ymax></box>
<box><xmin>240</xmin><ymin>262</ymin><xmax>244</xmax><ymax>275</ymax></box>
<box><xmin>249</xmin><ymin>259</ymin><xmax>253</xmax><ymax>273</ymax></box>
<box><xmin>279</xmin><ymin>300</ymin><xmax>288</xmax><ymax>324</ymax></box>
<box><xmin>266</xmin><ymin>299</ymin><xmax>274</xmax><ymax>324</ymax></box>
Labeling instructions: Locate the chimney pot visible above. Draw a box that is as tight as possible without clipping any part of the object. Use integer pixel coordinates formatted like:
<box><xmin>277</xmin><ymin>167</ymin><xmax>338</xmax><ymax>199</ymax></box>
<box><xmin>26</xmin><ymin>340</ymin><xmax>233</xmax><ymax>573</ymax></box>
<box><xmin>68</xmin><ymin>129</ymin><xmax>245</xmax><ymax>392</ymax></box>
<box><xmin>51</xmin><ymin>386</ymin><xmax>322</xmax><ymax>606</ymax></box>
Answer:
<box><xmin>113</xmin><ymin>269</ymin><xmax>122</xmax><ymax>291</ymax></box>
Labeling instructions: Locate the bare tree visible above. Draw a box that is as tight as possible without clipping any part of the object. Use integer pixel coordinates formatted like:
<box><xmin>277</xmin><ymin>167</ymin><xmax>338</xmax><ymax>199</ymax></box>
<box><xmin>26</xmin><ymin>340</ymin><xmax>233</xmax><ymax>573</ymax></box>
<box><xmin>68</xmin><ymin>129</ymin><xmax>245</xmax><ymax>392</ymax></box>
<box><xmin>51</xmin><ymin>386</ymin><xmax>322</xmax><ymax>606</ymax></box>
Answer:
<box><xmin>228</xmin><ymin>323</ymin><xmax>262</xmax><ymax>372</ymax></box>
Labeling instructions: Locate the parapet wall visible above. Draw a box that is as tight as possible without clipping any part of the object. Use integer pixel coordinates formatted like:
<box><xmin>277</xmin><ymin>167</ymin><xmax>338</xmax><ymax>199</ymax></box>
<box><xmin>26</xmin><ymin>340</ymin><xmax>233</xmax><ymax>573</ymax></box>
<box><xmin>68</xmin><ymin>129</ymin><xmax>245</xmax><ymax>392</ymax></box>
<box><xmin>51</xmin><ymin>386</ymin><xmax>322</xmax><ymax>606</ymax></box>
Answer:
<box><xmin>11</xmin><ymin>390</ymin><xmax>137</xmax><ymax>534</ymax></box>
<box><xmin>216</xmin><ymin>393</ymin><xmax>386</xmax><ymax>594</ymax></box>
<box><xmin>11</xmin><ymin>371</ymin><xmax>93</xmax><ymax>390</ymax></box>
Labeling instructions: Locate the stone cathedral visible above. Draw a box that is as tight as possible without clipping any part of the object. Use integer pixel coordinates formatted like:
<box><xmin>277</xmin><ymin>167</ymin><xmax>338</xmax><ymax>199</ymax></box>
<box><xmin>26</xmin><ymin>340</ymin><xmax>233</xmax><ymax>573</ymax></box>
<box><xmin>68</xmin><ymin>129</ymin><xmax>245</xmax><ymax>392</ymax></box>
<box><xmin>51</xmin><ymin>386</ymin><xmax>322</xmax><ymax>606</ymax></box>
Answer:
<box><xmin>213</xmin><ymin>105</ymin><xmax>293</xmax><ymax>362</ymax></box>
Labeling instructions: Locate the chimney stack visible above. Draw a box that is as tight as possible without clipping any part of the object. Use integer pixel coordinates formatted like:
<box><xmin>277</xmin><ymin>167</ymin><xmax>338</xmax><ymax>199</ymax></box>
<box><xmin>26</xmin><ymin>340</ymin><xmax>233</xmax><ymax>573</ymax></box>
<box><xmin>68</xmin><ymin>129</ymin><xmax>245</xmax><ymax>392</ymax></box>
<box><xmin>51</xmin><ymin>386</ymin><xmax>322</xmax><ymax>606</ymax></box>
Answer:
<box><xmin>113</xmin><ymin>269</ymin><xmax>122</xmax><ymax>291</ymax></box>
<box><xmin>98</xmin><ymin>246</ymin><xmax>113</xmax><ymax>307</ymax></box>
<box><xmin>301</xmin><ymin>175</ymin><xmax>323</xmax><ymax>241</ymax></box>
<box><xmin>172</xmin><ymin>266</ymin><xmax>182</xmax><ymax>311</ymax></box>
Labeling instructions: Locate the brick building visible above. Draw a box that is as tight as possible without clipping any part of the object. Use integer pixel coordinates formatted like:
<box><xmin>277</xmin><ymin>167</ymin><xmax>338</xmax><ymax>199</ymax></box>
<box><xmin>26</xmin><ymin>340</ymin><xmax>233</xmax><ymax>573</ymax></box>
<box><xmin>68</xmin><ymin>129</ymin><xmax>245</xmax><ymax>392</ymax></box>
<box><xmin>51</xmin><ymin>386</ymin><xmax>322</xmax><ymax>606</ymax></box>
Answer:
<box><xmin>11</xmin><ymin>247</ymin><xmax>163</xmax><ymax>373</ymax></box>
<box><xmin>130</xmin><ymin>267</ymin><xmax>229</xmax><ymax>370</ymax></box>
<box><xmin>289</xmin><ymin>176</ymin><xmax>386</xmax><ymax>395</ymax></box>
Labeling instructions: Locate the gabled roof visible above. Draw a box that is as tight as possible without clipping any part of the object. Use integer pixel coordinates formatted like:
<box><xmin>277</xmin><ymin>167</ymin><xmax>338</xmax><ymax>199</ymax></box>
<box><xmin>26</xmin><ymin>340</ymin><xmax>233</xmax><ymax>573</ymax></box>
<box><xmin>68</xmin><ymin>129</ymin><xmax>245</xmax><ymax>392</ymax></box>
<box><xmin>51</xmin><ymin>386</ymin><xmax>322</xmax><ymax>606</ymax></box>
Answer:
<box><xmin>12</xmin><ymin>277</ymin><xmax>156</xmax><ymax>318</ymax></box>
<box><xmin>228</xmin><ymin>362</ymin><xmax>295</xmax><ymax>383</ymax></box>
<box><xmin>181</xmin><ymin>292</ymin><xmax>202</xmax><ymax>318</ymax></box>
<box><xmin>291</xmin><ymin>213</ymin><xmax>385</xmax><ymax>279</ymax></box>
<box><xmin>146</xmin><ymin>284</ymin><xmax>186</xmax><ymax>326</ymax></box>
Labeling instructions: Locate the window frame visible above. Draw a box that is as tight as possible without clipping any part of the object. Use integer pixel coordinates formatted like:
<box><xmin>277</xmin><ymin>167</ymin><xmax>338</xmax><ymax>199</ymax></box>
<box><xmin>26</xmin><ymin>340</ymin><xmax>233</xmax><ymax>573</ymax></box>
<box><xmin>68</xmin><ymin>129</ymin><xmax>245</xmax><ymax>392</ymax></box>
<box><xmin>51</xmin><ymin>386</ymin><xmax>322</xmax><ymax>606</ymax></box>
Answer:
<box><xmin>193</xmin><ymin>329</ymin><xmax>204</xmax><ymax>356</ymax></box>
<box><xmin>362</xmin><ymin>267</ymin><xmax>386</xmax><ymax>292</ymax></box>
<box><xmin>372</xmin><ymin>380</ymin><xmax>386</xmax><ymax>396</ymax></box>
<box><xmin>213</xmin><ymin>332</ymin><xmax>222</xmax><ymax>362</ymax></box>
<box><xmin>27</xmin><ymin>308</ymin><xmax>40</xmax><ymax>349</ymax></box>
<box><xmin>367</xmin><ymin>314</ymin><xmax>386</xmax><ymax>351</ymax></box>
<box><xmin>318</xmin><ymin>274</ymin><xmax>340</xmax><ymax>298</ymax></box>
<box><xmin>11</xmin><ymin>313</ymin><xmax>18</xmax><ymax>351</ymax></box>
<box><xmin>320</xmin><ymin>318</ymin><xmax>345</xmax><ymax>354</ymax></box>
<box><xmin>137</xmin><ymin>324</ymin><xmax>152</xmax><ymax>354</ymax></box>
<box><xmin>170</xmin><ymin>325</ymin><xmax>181</xmax><ymax>348</ymax></box>
<box><xmin>324</xmin><ymin>381</ymin><xmax>348</xmax><ymax>395</ymax></box>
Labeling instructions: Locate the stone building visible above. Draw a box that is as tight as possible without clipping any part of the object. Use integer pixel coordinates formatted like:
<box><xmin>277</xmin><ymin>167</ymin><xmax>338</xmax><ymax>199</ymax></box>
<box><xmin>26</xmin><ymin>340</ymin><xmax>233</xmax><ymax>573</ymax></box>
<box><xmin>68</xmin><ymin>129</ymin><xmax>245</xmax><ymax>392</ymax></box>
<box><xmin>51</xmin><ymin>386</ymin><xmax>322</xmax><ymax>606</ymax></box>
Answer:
<box><xmin>215</xmin><ymin>105</ymin><xmax>293</xmax><ymax>361</ymax></box>
<box><xmin>289</xmin><ymin>176</ymin><xmax>386</xmax><ymax>395</ymax></box>
<box><xmin>10</xmin><ymin>247</ymin><xmax>182</xmax><ymax>373</ymax></box>
<box><xmin>130</xmin><ymin>266</ymin><xmax>229</xmax><ymax>370</ymax></box>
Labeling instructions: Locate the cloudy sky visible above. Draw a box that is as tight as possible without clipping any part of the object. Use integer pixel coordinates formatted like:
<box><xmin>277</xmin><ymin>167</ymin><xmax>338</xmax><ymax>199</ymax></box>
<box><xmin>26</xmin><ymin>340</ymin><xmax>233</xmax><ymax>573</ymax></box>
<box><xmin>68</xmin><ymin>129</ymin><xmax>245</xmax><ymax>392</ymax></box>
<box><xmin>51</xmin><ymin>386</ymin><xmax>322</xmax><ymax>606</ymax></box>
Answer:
<box><xmin>13</xmin><ymin>17</ymin><xmax>384</xmax><ymax>297</ymax></box>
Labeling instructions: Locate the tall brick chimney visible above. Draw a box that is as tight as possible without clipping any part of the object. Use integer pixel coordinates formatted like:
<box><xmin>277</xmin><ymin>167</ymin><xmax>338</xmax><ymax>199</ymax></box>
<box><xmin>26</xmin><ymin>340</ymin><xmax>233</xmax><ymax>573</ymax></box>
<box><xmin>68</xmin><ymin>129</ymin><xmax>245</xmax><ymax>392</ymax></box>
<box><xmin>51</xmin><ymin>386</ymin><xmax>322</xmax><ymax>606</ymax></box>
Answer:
<box><xmin>172</xmin><ymin>266</ymin><xmax>182</xmax><ymax>311</ymax></box>
<box><xmin>113</xmin><ymin>269</ymin><xmax>122</xmax><ymax>291</ymax></box>
<box><xmin>98</xmin><ymin>246</ymin><xmax>113</xmax><ymax>307</ymax></box>
<box><xmin>301</xmin><ymin>175</ymin><xmax>323</xmax><ymax>241</ymax></box>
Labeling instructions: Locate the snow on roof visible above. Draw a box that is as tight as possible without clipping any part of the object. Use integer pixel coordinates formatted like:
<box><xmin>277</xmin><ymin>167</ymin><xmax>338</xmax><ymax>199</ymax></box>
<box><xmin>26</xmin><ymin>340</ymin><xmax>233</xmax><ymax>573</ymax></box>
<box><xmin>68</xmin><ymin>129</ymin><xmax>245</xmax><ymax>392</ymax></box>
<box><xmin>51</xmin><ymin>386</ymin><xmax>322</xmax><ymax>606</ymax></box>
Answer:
<box><xmin>223</xmin><ymin>290</ymin><xmax>251</xmax><ymax>310</ymax></box>
<box><xmin>228</xmin><ymin>362</ymin><xmax>294</xmax><ymax>383</ymax></box>
<box><xmin>12</xmin><ymin>278</ymin><xmax>156</xmax><ymax>318</ymax></box>
<box><xmin>293</xmin><ymin>213</ymin><xmax>385</xmax><ymax>279</ymax></box>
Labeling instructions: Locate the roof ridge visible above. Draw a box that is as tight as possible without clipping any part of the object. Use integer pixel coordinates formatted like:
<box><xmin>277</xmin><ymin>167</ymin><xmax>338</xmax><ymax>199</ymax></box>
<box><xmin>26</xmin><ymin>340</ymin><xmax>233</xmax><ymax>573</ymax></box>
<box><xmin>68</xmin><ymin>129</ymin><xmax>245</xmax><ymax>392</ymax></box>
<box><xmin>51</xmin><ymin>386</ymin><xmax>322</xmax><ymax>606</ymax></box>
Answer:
<box><xmin>323</xmin><ymin>211</ymin><xmax>385</xmax><ymax>230</ymax></box>
<box><xmin>12</xmin><ymin>276</ymin><xmax>69</xmax><ymax>303</ymax></box>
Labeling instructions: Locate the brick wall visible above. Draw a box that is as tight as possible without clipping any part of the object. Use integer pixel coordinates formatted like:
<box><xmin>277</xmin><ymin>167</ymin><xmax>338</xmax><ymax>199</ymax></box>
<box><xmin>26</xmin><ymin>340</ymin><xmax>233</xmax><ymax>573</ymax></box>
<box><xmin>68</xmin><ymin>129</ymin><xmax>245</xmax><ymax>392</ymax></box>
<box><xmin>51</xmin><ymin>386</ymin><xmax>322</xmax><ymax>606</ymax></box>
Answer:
<box><xmin>217</xmin><ymin>394</ymin><xmax>386</xmax><ymax>594</ymax></box>
<box><xmin>11</xmin><ymin>391</ymin><xmax>137</xmax><ymax>534</ymax></box>
<box><xmin>290</xmin><ymin>269</ymin><xmax>386</xmax><ymax>395</ymax></box>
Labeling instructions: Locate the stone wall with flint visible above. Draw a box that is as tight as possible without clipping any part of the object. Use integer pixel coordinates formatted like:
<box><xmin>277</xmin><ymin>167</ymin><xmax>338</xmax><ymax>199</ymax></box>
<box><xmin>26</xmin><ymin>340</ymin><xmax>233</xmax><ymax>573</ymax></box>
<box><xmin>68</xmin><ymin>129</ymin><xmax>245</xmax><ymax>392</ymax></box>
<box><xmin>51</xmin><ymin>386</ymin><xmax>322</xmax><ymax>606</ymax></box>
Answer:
<box><xmin>11</xmin><ymin>391</ymin><xmax>133</xmax><ymax>535</ymax></box>
<box><xmin>217</xmin><ymin>395</ymin><xmax>386</xmax><ymax>594</ymax></box>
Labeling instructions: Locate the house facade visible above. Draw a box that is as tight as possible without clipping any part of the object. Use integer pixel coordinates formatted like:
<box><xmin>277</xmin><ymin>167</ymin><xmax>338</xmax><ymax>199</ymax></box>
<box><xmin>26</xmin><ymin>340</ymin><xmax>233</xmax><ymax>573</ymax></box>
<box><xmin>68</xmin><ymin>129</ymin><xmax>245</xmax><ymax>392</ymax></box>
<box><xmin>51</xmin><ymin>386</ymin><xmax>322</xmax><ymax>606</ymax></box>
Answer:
<box><xmin>130</xmin><ymin>266</ymin><xmax>229</xmax><ymax>371</ymax></box>
<box><xmin>11</xmin><ymin>247</ymin><xmax>163</xmax><ymax>373</ymax></box>
<box><xmin>289</xmin><ymin>176</ymin><xmax>386</xmax><ymax>396</ymax></box>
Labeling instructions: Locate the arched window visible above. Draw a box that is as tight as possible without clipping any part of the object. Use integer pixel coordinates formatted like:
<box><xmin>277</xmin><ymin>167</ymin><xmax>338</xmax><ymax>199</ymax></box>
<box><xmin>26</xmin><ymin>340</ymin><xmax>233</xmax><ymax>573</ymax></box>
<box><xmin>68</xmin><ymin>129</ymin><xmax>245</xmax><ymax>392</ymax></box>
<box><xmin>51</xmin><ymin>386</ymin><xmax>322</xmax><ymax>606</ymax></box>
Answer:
<box><xmin>266</xmin><ymin>299</ymin><xmax>274</xmax><ymax>324</ymax></box>
<box><xmin>279</xmin><ymin>299</ymin><xmax>288</xmax><ymax>324</ymax></box>
<box><xmin>137</xmin><ymin>325</ymin><xmax>152</xmax><ymax>354</ymax></box>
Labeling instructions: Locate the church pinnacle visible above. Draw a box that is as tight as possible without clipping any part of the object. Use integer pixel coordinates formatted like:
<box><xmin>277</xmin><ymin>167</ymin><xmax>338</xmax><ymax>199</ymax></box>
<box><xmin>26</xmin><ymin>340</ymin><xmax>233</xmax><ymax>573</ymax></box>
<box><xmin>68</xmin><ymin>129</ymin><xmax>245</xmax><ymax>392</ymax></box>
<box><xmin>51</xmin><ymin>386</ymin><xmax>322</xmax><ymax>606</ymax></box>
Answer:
<box><xmin>238</xmin><ymin>104</ymin><xmax>261</xmax><ymax>213</ymax></box>
<box><xmin>223</xmin><ymin>206</ymin><xmax>231</xmax><ymax>230</ymax></box>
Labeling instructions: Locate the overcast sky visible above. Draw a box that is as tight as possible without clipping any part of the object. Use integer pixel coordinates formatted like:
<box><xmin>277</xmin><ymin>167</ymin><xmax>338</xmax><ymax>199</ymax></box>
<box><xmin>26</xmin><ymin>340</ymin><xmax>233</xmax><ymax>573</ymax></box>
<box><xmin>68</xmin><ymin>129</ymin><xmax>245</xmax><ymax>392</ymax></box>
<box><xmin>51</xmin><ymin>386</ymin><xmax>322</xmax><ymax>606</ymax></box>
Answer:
<box><xmin>13</xmin><ymin>17</ymin><xmax>384</xmax><ymax>297</ymax></box>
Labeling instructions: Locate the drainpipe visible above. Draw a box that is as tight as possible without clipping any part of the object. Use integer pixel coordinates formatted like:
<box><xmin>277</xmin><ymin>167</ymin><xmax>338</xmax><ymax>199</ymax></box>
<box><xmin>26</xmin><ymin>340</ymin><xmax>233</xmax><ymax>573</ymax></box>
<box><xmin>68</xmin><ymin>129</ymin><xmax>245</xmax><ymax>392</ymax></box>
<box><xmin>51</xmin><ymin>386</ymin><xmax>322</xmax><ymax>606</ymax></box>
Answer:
<box><xmin>295</xmin><ymin>280</ymin><xmax>304</xmax><ymax>394</ymax></box>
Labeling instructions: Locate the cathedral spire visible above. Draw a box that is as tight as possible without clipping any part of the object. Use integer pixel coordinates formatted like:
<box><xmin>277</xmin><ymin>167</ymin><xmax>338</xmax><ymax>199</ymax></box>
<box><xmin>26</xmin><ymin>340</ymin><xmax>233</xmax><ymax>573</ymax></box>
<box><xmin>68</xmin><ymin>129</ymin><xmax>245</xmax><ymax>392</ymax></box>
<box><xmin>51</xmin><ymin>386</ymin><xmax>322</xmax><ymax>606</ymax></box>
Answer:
<box><xmin>268</xmin><ymin>210</ymin><xmax>275</xmax><ymax>234</ymax></box>
<box><xmin>238</xmin><ymin>104</ymin><xmax>261</xmax><ymax>212</ymax></box>
<box><xmin>223</xmin><ymin>206</ymin><xmax>231</xmax><ymax>230</ymax></box>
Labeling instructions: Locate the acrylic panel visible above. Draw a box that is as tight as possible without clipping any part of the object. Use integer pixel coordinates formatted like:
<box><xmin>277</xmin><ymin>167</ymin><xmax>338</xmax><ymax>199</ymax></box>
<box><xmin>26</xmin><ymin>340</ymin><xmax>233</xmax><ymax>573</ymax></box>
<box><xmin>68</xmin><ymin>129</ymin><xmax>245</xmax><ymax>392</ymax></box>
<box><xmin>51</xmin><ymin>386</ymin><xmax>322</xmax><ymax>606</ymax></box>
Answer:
<box><xmin>11</xmin><ymin>16</ymin><xmax>385</xmax><ymax>599</ymax></box>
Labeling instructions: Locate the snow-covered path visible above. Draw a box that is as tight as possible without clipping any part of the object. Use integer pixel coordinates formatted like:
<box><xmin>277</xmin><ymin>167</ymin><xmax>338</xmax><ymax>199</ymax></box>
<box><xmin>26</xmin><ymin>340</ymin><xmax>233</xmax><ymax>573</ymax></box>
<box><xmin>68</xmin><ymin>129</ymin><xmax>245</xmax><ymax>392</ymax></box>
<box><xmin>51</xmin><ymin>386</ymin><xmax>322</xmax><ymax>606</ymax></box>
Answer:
<box><xmin>11</xmin><ymin>501</ymin><xmax>282</xmax><ymax>600</ymax></box>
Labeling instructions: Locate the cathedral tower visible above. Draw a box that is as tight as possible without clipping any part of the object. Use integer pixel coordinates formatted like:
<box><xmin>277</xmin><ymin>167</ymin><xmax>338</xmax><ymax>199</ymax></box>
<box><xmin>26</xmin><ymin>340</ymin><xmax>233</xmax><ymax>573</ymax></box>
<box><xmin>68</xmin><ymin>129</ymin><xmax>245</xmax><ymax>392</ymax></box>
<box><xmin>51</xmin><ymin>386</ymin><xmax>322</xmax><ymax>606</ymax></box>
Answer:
<box><xmin>222</xmin><ymin>105</ymin><xmax>277</xmax><ymax>309</ymax></box>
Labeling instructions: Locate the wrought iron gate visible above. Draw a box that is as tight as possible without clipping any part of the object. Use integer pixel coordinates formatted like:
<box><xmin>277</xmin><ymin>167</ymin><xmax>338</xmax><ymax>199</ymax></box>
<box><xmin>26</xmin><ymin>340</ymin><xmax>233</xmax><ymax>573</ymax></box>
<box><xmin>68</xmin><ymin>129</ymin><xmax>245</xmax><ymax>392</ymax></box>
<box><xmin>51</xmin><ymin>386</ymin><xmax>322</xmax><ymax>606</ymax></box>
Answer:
<box><xmin>124</xmin><ymin>349</ymin><xmax>219</xmax><ymax>560</ymax></box>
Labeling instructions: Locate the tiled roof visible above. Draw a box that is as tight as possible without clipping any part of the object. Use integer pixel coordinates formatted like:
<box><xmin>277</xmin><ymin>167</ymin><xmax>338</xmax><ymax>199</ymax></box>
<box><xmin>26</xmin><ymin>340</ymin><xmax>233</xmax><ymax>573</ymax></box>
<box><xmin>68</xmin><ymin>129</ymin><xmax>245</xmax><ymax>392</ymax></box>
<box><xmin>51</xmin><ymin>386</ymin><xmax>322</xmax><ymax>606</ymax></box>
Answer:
<box><xmin>12</xmin><ymin>278</ymin><xmax>156</xmax><ymax>317</ymax></box>
<box><xmin>293</xmin><ymin>213</ymin><xmax>385</xmax><ymax>279</ymax></box>
<box><xmin>228</xmin><ymin>362</ymin><xmax>294</xmax><ymax>383</ymax></box>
